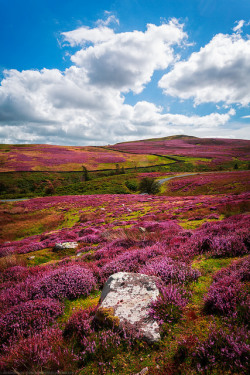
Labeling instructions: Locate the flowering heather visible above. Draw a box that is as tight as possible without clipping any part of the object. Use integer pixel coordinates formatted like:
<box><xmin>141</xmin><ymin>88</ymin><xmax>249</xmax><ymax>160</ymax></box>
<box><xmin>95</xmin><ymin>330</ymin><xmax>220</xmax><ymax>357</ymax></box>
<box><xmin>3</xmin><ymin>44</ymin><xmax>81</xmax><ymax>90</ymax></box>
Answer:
<box><xmin>165</xmin><ymin>171</ymin><xmax>250</xmax><ymax>195</ymax></box>
<box><xmin>0</xmin><ymin>298</ymin><xmax>62</xmax><ymax>347</ymax></box>
<box><xmin>193</xmin><ymin>325</ymin><xmax>250</xmax><ymax>373</ymax></box>
<box><xmin>0</xmin><ymin>144</ymin><xmax>163</xmax><ymax>172</ymax></box>
<box><xmin>204</xmin><ymin>258</ymin><xmax>250</xmax><ymax>323</ymax></box>
<box><xmin>213</xmin><ymin>256</ymin><xmax>250</xmax><ymax>282</ymax></box>
<box><xmin>184</xmin><ymin>214</ymin><xmax>250</xmax><ymax>257</ymax></box>
<box><xmin>31</xmin><ymin>264</ymin><xmax>96</xmax><ymax>300</ymax></box>
<box><xmin>149</xmin><ymin>284</ymin><xmax>189</xmax><ymax>325</ymax></box>
<box><xmin>0</xmin><ymin>190</ymin><xmax>249</xmax><ymax>373</ymax></box>
<box><xmin>63</xmin><ymin>307</ymin><xmax>96</xmax><ymax>340</ymax></box>
<box><xmin>111</xmin><ymin>136</ymin><xmax>250</xmax><ymax>161</ymax></box>
<box><xmin>100</xmin><ymin>245</ymin><xmax>167</xmax><ymax>282</ymax></box>
<box><xmin>0</xmin><ymin>327</ymin><xmax>76</xmax><ymax>372</ymax></box>
<box><xmin>139</xmin><ymin>256</ymin><xmax>200</xmax><ymax>285</ymax></box>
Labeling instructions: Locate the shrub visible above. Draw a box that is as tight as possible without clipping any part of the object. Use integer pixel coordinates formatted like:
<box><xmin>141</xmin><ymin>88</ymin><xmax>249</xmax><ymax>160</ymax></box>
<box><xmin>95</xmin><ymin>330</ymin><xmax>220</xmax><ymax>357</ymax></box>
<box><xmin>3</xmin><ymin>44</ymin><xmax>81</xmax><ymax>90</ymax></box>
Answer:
<box><xmin>63</xmin><ymin>307</ymin><xmax>96</xmax><ymax>340</ymax></box>
<box><xmin>125</xmin><ymin>179</ymin><xmax>138</xmax><ymax>192</ymax></box>
<box><xmin>139</xmin><ymin>177</ymin><xmax>160</xmax><ymax>194</ymax></box>
<box><xmin>31</xmin><ymin>264</ymin><xmax>96</xmax><ymax>300</ymax></box>
<box><xmin>193</xmin><ymin>325</ymin><xmax>249</xmax><ymax>373</ymax></box>
<box><xmin>0</xmin><ymin>298</ymin><xmax>62</xmax><ymax>347</ymax></box>
<box><xmin>0</xmin><ymin>327</ymin><xmax>77</xmax><ymax>372</ymax></box>
<box><xmin>149</xmin><ymin>285</ymin><xmax>188</xmax><ymax>325</ymax></box>
<box><xmin>139</xmin><ymin>256</ymin><xmax>200</xmax><ymax>285</ymax></box>
<box><xmin>204</xmin><ymin>276</ymin><xmax>249</xmax><ymax>324</ymax></box>
<box><xmin>100</xmin><ymin>245</ymin><xmax>166</xmax><ymax>282</ymax></box>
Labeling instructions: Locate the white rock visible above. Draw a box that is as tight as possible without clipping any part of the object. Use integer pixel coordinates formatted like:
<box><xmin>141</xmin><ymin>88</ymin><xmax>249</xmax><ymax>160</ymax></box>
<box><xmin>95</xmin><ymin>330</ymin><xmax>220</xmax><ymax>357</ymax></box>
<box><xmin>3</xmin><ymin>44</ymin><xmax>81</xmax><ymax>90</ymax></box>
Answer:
<box><xmin>98</xmin><ymin>272</ymin><xmax>161</xmax><ymax>343</ymax></box>
<box><xmin>53</xmin><ymin>242</ymin><xmax>78</xmax><ymax>251</ymax></box>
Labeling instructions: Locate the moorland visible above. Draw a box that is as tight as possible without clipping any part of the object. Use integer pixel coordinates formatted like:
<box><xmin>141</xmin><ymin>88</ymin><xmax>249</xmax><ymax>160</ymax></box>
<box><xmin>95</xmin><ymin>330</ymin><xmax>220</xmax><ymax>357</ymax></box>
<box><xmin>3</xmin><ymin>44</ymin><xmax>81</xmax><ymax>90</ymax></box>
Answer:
<box><xmin>0</xmin><ymin>135</ymin><xmax>249</xmax><ymax>374</ymax></box>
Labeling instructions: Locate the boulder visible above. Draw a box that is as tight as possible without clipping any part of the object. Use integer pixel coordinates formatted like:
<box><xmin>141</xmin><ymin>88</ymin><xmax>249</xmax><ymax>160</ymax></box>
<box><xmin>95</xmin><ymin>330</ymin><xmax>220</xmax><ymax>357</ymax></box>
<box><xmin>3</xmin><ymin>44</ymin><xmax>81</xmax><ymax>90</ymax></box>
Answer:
<box><xmin>97</xmin><ymin>272</ymin><xmax>161</xmax><ymax>343</ymax></box>
<box><xmin>53</xmin><ymin>242</ymin><xmax>78</xmax><ymax>252</ymax></box>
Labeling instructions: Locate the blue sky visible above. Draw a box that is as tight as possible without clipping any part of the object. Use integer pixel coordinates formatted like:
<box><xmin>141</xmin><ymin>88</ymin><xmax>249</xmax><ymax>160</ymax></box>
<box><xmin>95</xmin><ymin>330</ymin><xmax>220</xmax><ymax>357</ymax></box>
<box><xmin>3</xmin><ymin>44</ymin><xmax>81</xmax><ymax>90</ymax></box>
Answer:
<box><xmin>0</xmin><ymin>0</ymin><xmax>249</xmax><ymax>145</ymax></box>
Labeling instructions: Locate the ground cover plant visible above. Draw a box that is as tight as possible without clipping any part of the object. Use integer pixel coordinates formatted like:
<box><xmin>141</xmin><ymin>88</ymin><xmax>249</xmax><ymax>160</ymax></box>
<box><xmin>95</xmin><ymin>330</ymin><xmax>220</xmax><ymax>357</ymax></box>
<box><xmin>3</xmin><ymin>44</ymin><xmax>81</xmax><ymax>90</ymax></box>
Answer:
<box><xmin>110</xmin><ymin>135</ymin><xmax>250</xmax><ymax>167</ymax></box>
<box><xmin>161</xmin><ymin>170</ymin><xmax>250</xmax><ymax>196</ymax></box>
<box><xmin>0</xmin><ymin>187</ymin><xmax>249</xmax><ymax>374</ymax></box>
<box><xmin>0</xmin><ymin>144</ymin><xmax>168</xmax><ymax>172</ymax></box>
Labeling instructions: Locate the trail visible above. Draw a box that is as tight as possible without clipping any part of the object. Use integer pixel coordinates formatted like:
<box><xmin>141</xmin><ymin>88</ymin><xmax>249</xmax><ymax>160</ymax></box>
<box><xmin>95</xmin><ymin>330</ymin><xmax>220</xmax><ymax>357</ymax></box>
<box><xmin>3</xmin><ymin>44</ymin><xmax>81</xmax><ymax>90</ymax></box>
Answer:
<box><xmin>157</xmin><ymin>173</ymin><xmax>197</xmax><ymax>185</ymax></box>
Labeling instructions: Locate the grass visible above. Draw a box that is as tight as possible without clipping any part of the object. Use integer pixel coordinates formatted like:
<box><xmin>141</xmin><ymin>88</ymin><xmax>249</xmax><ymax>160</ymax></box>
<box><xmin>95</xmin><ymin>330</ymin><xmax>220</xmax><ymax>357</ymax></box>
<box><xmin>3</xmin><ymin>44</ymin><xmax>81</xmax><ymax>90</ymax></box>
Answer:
<box><xmin>59</xmin><ymin>291</ymin><xmax>101</xmax><ymax>324</ymax></box>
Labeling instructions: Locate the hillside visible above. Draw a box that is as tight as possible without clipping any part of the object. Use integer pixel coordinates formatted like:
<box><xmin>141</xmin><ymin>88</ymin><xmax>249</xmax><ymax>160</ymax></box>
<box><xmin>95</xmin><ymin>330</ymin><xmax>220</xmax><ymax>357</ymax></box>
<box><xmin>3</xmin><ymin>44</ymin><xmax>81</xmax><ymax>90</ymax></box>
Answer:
<box><xmin>0</xmin><ymin>144</ymin><xmax>167</xmax><ymax>172</ymax></box>
<box><xmin>0</xmin><ymin>134</ymin><xmax>249</xmax><ymax>374</ymax></box>
<box><xmin>0</xmin><ymin>136</ymin><xmax>249</xmax><ymax>172</ymax></box>
<box><xmin>109</xmin><ymin>135</ymin><xmax>250</xmax><ymax>167</ymax></box>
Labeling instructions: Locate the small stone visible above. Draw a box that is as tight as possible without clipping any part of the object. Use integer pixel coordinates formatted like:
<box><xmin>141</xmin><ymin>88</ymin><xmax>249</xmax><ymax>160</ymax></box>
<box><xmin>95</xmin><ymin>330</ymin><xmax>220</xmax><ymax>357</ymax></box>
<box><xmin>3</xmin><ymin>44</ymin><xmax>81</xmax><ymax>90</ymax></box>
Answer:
<box><xmin>53</xmin><ymin>242</ymin><xmax>78</xmax><ymax>252</ymax></box>
<box><xmin>28</xmin><ymin>256</ymin><xmax>35</xmax><ymax>260</ymax></box>
<box><xmin>134</xmin><ymin>367</ymin><xmax>148</xmax><ymax>375</ymax></box>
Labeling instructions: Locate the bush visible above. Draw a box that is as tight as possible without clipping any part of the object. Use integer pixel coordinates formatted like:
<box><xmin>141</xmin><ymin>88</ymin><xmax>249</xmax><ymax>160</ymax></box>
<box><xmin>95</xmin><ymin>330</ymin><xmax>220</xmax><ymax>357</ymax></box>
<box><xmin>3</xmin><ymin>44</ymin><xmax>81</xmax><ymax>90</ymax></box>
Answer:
<box><xmin>204</xmin><ymin>273</ymin><xmax>249</xmax><ymax>324</ymax></box>
<box><xmin>31</xmin><ymin>264</ymin><xmax>96</xmax><ymax>300</ymax></box>
<box><xmin>139</xmin><ymin>177</ymin><xmax>160</xmax><ymax>194</ymax></box>
<box><xmin>0</xmin><ymin>298</ymin><xmax>62</xmax><ymax>347</ymax></box>
<box><xmin>149</xmin><ymin>285</ymin><xmax>188</xmax><ymax>325</ymax></box>
<box><xmin>139</xmin><ymin>256</ymin><xmax>200</xmax><ymax>285</ymax></box>
<box><xmin>125</xmin><ymin>179</ymin><xmax>138</xmax><ymax>192</ymax></box>
<box><xmin>193</xmin><ymin>325</ymin><xmax>249</xmax><ymax>373</ymax></box>
<box><xmin>63</xmin><ymin>307</ymin><xmax>96</xmax><ymax>340</ymax></box>
<box><xmin>0</xmin><ymin>327</ymin><xmax>76</xmax><ymax>372</ymax></box>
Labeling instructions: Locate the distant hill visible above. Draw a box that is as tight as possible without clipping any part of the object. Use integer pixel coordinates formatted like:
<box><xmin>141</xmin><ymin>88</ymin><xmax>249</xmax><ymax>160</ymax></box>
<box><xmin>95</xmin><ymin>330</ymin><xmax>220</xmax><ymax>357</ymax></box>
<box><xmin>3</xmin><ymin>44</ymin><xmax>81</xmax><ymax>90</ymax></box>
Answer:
<box><xmin>108</xmin><ymin>136</ymin><xmax>250</xmax><ymax>162</ymax></box>
<box><xmin>0</xmin><ymin>136</ymin><xmax>249</xmax><ymax>172</ymax></box>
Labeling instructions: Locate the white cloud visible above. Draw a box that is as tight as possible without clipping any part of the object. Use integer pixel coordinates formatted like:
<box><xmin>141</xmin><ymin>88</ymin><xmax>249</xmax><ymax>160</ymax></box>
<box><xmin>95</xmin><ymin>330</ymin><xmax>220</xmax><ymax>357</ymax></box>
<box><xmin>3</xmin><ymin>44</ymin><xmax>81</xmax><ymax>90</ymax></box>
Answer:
<box><xmin>96</xmin><ymin>12</ymin><xmax>119</xmax><ymax>27</ymax></box>
<box><xmin>241</xmin><ymin>115</ymin><xmax>250</xmax><ymax>118</ymax></box>
<box><xmin>64</xmin><ymin>18</ymin><xmax>187</xmax><ymax>93</ymax></box>
<box><xmin>62</xmin><ymin>26</ymin><xmax>115</xmax><ymax>47</ymax></box>
<box><xmin>233</xmin><ymin>20</ymin><xmax>245</xmax><ymax>33</ymax></box>
<box><xmin>159</xmin><ymin>32</ymin><xmax>250</xmax><ymax>106</ymax></box>
<box><xmin>0</xmin><ymin>18</ymin><xmax>249</xmax><ymax>145</ymax></box>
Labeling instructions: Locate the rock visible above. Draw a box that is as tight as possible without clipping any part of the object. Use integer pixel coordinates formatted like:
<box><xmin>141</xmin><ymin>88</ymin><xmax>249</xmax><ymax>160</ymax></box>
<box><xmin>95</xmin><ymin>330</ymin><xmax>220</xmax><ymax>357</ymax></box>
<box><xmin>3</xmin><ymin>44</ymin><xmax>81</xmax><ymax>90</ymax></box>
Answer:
<box><xmin>28</xmin><ymin>256</ymin><xmax>35</xmax><ymax>260</ymax></box>
<box><xmin>139</xmin><ymin>226</ymin><xmax>146</xmax><ymax>233</ymax></box>
<box><xmin>53</xmin><ymin>242</ymin><xmax>78</xmax><ymax>252</ymax></box>
<box><xmin>134</xmin><ymin>368</ymin><xmax>149</xmax><ymax>375</ymax></box>
<box><xmin>97</xmin><ymin>272</ymin><xmax>161</xmax><ymax>343</ymax></box>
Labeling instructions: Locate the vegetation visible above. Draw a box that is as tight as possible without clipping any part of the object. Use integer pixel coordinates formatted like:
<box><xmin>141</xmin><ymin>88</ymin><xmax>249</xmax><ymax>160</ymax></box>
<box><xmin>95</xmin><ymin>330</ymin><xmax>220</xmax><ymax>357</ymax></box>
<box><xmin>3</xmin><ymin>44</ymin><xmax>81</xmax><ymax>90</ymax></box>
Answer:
<box><xmin>0</xmin><ymin>136</ymin><xmax>249</xmax><ymax>374</ymax></box>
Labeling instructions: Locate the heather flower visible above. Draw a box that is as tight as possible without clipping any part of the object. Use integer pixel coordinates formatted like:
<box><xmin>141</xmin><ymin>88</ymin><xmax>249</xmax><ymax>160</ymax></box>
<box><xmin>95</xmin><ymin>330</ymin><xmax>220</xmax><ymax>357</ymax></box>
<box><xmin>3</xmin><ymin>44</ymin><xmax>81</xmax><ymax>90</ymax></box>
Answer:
<box><xmin>193</xmin><ymin>325</ymin><xmax>249</xmax><ymax>373</ymax></box>
<box><xmin>149</xmin><ymin>284</ymin><xmax>189</xmax><ymax>325</ymax></box>
<box><xmin>0</xmin><ymin>298</ymin><xmax>62</xmax><ymax>347</ymax></box>
<box><xmin>0</xmin><ymin>327</ymin><xmax>77</xmax><ymax>372</ymax></box>
<box><xmin>31</xmin><ymin>264</ymin><xmax>96</xmax><ymax>300</ymax></box>
<box><xmin>63</xmin><ymin>307</ymin><xmax>97</xmax><ymax>340</ymax></box>
<box><xmin>139</xmin><ymin>256</ymin><xmax>200</xmax><ymax>285</ymax></box>
<box><xmin>100</xmin><ymin>245</ymin><xmax>166</xmax><ymax>282</ymax></box>
<box><xmin>204</xmin><ymin>275</ymin><xmax>249</xmax><ymax>324</ymax></box>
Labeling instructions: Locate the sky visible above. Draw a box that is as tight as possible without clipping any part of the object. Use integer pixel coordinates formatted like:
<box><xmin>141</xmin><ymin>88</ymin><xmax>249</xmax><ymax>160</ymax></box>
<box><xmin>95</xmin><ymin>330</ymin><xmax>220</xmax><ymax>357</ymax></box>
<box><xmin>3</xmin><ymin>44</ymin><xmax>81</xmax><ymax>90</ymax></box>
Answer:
<box><xmin>0</xmin><ymin>0</ymin><xmax>250</xmax><ymax>145</ymax></box>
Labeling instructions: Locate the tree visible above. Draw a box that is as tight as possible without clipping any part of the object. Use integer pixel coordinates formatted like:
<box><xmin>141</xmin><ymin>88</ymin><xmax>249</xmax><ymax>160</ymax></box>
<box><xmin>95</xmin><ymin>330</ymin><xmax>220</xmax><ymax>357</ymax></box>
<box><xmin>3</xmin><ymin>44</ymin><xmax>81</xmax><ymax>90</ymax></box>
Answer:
<box><xmin>115</xmin><ymin>163</ymin><xmax>120</xmax><ymax>175</ymax></box>
<box><xmin>139</xmin><ymin>177</ymin><xmax>160</xmax><ymax>195</ymax></box>
<box><xmin>82</xmin><ymin>165</ymin><xmax>89</xmax><ymax>181</ymax></box>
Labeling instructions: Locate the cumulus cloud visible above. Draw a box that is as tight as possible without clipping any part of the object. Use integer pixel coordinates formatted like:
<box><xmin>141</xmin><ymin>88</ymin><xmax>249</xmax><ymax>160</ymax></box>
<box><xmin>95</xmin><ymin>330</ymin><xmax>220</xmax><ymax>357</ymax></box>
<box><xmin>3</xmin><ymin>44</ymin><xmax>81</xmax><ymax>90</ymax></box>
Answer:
<box><xmin>159</xmin><ymin>32</ymin><xmax>250</xmax><ymax>106</ymax></box>
<box><xmin>0</xmin><ymin>16</ymin><xmax>248</xmax><ymax>145</ymax></box>
<box><xmin>64</xmin><ymin>18</ymin><xmax>187</xmax><ymax>93</ymax></box>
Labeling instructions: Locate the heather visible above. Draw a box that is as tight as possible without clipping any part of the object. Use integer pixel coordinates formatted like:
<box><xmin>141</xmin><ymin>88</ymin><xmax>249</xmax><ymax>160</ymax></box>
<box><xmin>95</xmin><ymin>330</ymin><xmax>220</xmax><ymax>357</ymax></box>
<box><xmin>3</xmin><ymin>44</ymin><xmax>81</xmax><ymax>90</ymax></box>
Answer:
<box><xmin>162</xmin><ymin>170</ymin><xmax>250</xmax><ymax>196</ymax></box>
<box><xmin>193</xmin><ymin>324</ymin><xmax>249</xmax><ymax>374</ymax></box>
<box><xmin>203</xmin><ymin>256</ymin><xmax>250</xmax><ymax>324</ymax></box>
<box><xmin>111</xmin><ymin>136</ymin><xmax>250</xmax><ymax>164</ymax></box>
<box><xmin>0</xmin><ymin>190</ymin><xmax>249</xmax><ymax>373</ymax></box>
<box><xmin>0</xmin><ymin>144</ymin><xmax>166</xmax><ymax>172</ymax></box>
<box><xmin>0</xmin><ymin>298</ymin><xmax>62</xmax><ymax>347</ymax></box>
